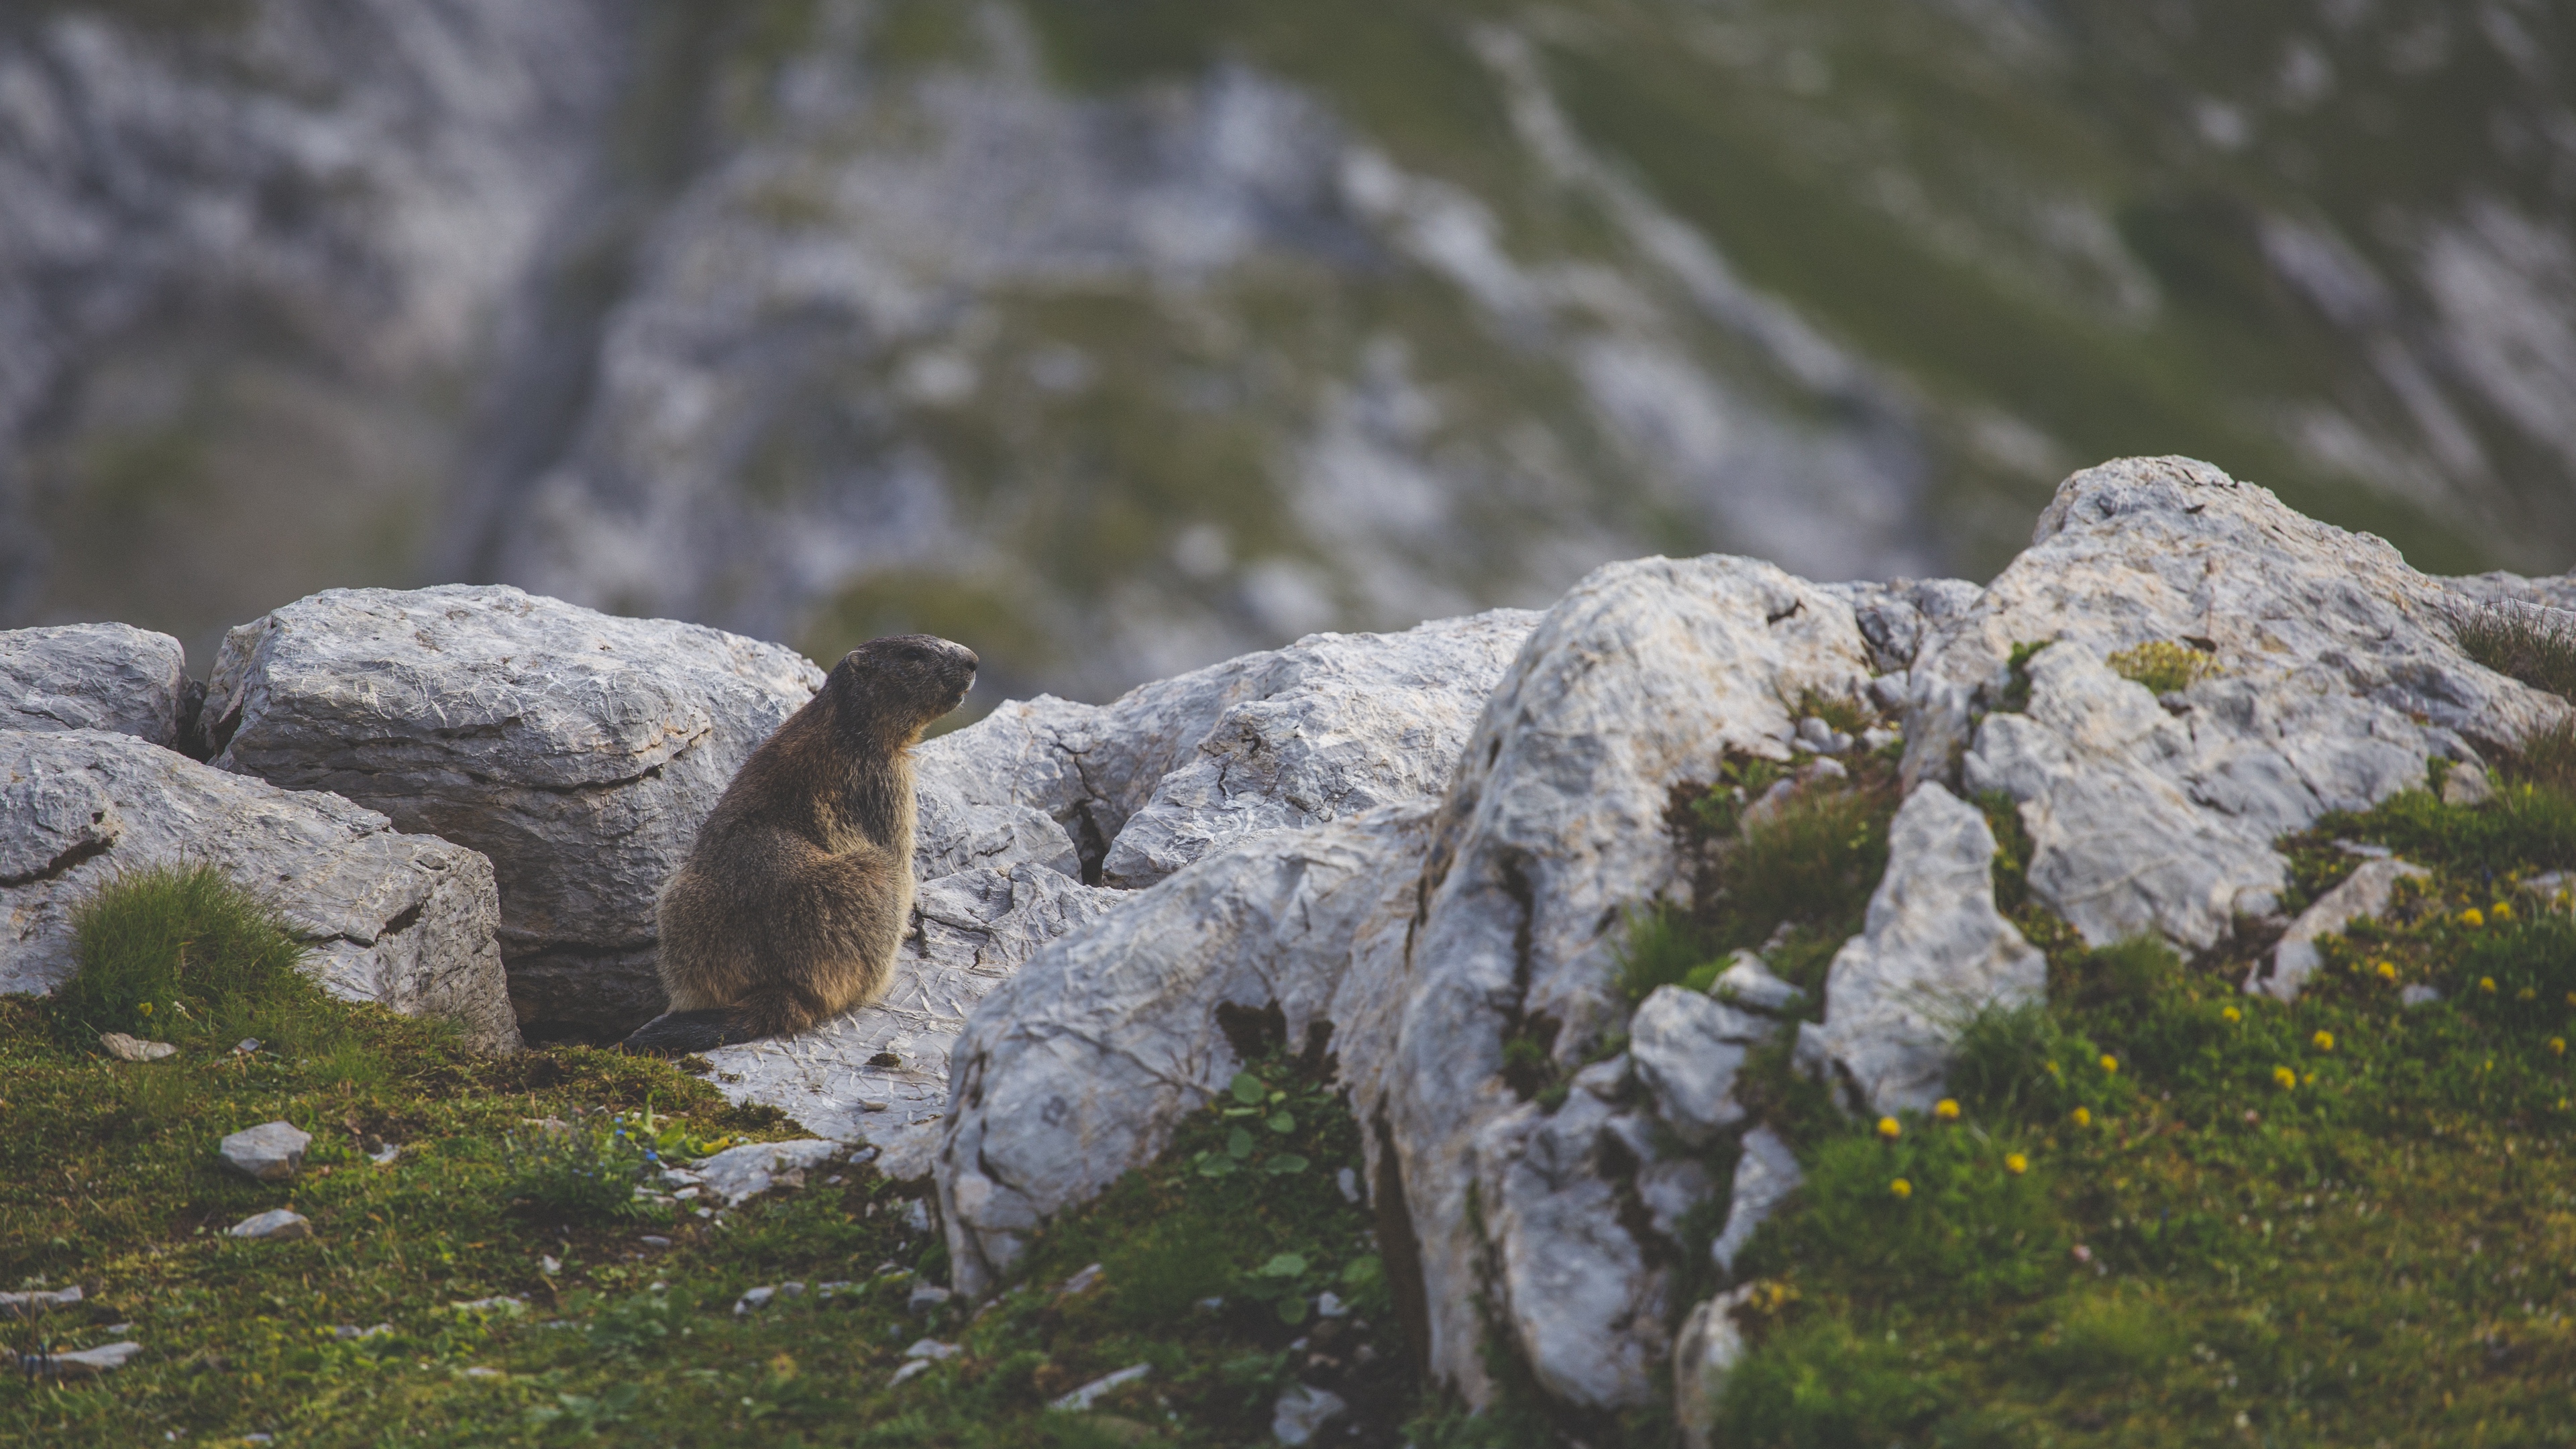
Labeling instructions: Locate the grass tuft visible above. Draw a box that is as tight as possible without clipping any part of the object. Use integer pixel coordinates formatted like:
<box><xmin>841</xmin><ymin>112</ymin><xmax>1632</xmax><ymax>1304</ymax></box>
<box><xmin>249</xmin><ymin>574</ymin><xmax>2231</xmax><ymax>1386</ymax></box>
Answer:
<box><xmin>2450</xmin><ymin>601</ymin><xmax>2576</xmax><ymax>700</ymax></box>
<box><xmin>54</xmin><ymin>864</ymin><xmax>339</xmax><ymax>1054</ymax></box>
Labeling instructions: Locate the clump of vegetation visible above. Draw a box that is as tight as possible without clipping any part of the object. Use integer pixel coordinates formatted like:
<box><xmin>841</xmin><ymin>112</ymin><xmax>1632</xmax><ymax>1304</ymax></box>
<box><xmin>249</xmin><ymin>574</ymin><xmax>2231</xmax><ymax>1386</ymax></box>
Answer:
<box><xmin>502</xmin><ymin>1112</ymin><xmax>667</xmax><ymax>1226</ymax></box>
<box><xmin>2107</xmin><ymin>639</ymin><xmax>2220</xmax><ymax>695</ymax></box>
<box><xmin>2450</xmin><ymin>600</ymin><xmax>2576</xmax><ymax>700</ymax></box>
<box><xmin>1710</xmin><ymin>747</ymin><xmax>2576</xmax><ymax>1445</ymax></box>
<box><xmin>1993</xmin><ymin>639</ymin><xmax>2053</xmax><ymax>714</ymax></box>
<box><xmin>53</xmin><ymin>865</ymin><xmax>328</xmax><ymax>1049</ymax></box>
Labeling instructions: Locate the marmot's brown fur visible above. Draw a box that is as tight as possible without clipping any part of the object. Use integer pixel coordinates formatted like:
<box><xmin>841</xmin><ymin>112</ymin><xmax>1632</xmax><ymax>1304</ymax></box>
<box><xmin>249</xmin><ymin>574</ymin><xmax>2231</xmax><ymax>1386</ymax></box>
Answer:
<box><xmin>621</xmin><ymin>634</ymin><xmax>977</xmax><ymax>1055</ymax></box>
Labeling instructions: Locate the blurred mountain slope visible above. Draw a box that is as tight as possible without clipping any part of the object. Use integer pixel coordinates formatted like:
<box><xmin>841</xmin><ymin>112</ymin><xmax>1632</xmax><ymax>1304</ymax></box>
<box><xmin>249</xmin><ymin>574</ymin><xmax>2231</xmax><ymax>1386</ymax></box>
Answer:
<box><xmin>3</xmin><ymin>0</ymin><xmax>2568</xmax><ymax>700</ymax></box>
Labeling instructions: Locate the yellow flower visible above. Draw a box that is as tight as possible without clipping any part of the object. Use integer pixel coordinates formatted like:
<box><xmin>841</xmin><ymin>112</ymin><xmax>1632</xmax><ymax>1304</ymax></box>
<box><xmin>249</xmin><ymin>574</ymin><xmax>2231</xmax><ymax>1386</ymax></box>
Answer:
<box><xmin>2461</xmin><ymin>908</ymin><xmax>2485</xmax><ymax>928</ymax></box>
<box><xmin>2493</xmin><ymin>902</ymin><xmax>2515</xmax><ymax>922</ymax></box>
<box><xmin>2550</xmin><ymin>1038</ymin><xmax>2566</xmax><ymax>1056</ymax></box>
<box><xmin>2375</xmin><ymin>961</ymin><xmax>2398</xmax><ymax>981</ymax></box>
<box><xmin>2222</xmin><ymin>1006</ymin><xmax>2241</xmax><ymax>1023</ymax></box>
<box><xmin>2004</xmin><ymin>1152</ymin><xmax>2028</xmax><ymax>1175</ymax></box>
<box><xmin>2273</xmin><ymin>1065</ymin><xmax>2297</xmax><ymax>1091</ymax></box>
<box><xmin>138</xmin><ymin>1001</ymin><xmax>153</xmax><ymax>1016</ymax></box>
<box><xmin>2312</xmin><ymin>1030</ymin><xmax>2334</xmax><ymax>1052</ymax></box>
<box><xmin>1890</xmin><ymin>1178</ymin><xmax>1913</xmax><ymax>1199</ymax></box>
<box><xmin>2481</xmin><ymin>977</ymin><xmax>2498</xmax><ymax>994</ymax></box>
<box><xmin>1933</xmin><ymin>1099</ymin><xmax>1961</xmax><ymax>1121</ymax></box>
<box><xmin>2098</xmin><ymin>1055</ymin><xmax>2118</xmax><ymax>1075</ymax></box>
<box><xmin>2070</xmin><ymin>1107</ymin><xmax>2092</xmax><ymax>1128</ymax></box>
<box><xmin>1877</xmin><ymin>1116</ymin><xmax>1902</xmax><ymax>1140</ymax></box>
<box><xmin>2045</xmin><ymin>1060</ymin><xmax>2062</xmax><ymax>1077</ymax></box>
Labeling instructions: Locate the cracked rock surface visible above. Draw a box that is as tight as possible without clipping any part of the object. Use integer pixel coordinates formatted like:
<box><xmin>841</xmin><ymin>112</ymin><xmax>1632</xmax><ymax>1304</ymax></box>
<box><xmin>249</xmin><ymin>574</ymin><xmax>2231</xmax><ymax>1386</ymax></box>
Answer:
<box><xmin>0</xmin><ymin>729</ymin><xmax>517</xmax><ymax>1051</ymax></box>
<box><xmin>0</xmin><ymin>623</ymin><xmax>196</xmax><ymax>751</ymax></box>
<box><xmin>202</xmin><ymin>585</ymin><xmax>822</xmax><ymax>1039</ymax></box>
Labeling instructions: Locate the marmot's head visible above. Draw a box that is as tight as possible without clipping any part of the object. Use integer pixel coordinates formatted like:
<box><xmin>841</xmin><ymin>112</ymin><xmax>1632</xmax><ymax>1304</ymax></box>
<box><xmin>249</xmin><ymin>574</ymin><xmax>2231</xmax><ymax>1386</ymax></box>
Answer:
<box><xmin>825</xmin><ymin>634</ymin><xmax>979</xmax><ymax>745</ymax></box>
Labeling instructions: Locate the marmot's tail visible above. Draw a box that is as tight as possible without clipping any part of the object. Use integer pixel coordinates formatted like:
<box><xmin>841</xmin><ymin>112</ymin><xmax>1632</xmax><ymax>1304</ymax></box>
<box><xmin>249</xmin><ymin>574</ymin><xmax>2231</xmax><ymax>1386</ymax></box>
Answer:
<box><xmin>621</xmin><ymin>1009</ymin><xmax>745</xmax><ymax>1055</ymax></box>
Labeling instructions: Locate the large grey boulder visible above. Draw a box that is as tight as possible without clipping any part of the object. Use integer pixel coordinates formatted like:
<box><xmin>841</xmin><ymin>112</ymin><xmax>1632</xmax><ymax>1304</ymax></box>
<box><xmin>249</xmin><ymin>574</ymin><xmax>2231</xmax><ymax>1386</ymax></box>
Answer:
<box><xmin>706</xmin><ymin>612</ymin><xmax>1534</xmax><ymax>1171</ymax></box>
<box><xmin>1795</xmin><ymin>784</ymin><xmax>2045</xmax><ymax>1116</ymax></box>
<box><xmin>201</xmin><ymin>585</ymin><xmax>823</xmax><ymax>1038</ymax></box>
<box><xmin>1909</xmin><ymin>456</ymin><xmax>2567</xmax><ymax>953</ymax></box>
<box><xmin>936</xmin><ymin>554</ymin><xmax>1914</xmax><ymax>1412</ymax></box>
<box><xmin>0</xmin><ymin>624</ymin><xmax>195</xmax><ymax>751</ymax></box>
<box><xmin>0</xmin><ymin>729</ymin><xmax>517</xmax><ymax>1051</ymax></box>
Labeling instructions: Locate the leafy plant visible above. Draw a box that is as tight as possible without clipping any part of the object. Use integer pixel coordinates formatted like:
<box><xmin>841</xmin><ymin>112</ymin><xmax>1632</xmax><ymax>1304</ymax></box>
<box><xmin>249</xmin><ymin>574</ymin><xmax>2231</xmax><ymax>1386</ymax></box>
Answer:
<box><xmin>504</xmin><ymin>1114</ymin><xmax>663</xmax><ymax>1224</ymax></box>
<box><xmin>2107</xmin><ymin>639</ymin><xmax>2221</xmax><ymax>695</ymax></box>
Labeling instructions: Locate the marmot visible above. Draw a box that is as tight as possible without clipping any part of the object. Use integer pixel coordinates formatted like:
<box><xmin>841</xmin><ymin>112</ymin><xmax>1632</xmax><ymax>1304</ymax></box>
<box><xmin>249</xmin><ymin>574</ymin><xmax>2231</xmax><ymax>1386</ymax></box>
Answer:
<box><xmin>621</xmin><ymin>633</ymin><xmax>978</xmax><ymax>1055</ymax></box>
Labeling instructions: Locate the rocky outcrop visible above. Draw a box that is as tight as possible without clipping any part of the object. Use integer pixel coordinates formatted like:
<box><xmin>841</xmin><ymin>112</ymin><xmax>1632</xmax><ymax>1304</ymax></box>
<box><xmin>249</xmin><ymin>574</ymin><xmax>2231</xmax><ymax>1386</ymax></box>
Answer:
<box><xmin>0</xmin><ymin>625</ymin><xmax>197</xmax><ymax>752</ymax></box>
<box><xmin>0</xmin><ymin>729</ymin><xmax>517</xmax><ymax>1051</ymax></box>
<box><xmin>704</xmin><ymin>612</ymin><xmax>1535</xmax><ymax>1176</ymax></box>
<box><xmin>203</xmin><ymin>585</ymin><xmax>821</xmax><ymax>1039</ymax></box>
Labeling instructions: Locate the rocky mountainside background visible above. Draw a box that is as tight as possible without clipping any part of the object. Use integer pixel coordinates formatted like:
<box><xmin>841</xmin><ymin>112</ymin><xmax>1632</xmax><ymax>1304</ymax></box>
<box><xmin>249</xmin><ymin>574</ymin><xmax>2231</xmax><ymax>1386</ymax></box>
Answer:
<box><xmin>5</xmin><ymin>0</ymin><xmax>2573</xmax><ymax>702</ymax></box>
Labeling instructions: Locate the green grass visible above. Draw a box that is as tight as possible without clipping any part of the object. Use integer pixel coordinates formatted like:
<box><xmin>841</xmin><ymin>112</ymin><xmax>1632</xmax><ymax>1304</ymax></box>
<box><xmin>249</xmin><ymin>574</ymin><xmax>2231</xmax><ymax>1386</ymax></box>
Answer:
<box><xmin>2451</xmin><ymin>603</ymin><xmax>2576</xmax><ymax>702</ymax></box>
<box><xmin>52</xmin><ymin>865</ymin><xmax>327</xmax><ymax>1050</ymax></box>
<box><xmin>3</xmin><ymin>873</ymin><xmax>1421</xmax><ymax>1444</ymax></box>
<box><xmin>2106</xmin><ymin>640</ymin><xmax>2221</xmax><ymax>696</ymax></box>
<box><xmin>1707</xmin><ymin>765</ymin><xmax>2576</xmax><ymax>1446</ymax></box>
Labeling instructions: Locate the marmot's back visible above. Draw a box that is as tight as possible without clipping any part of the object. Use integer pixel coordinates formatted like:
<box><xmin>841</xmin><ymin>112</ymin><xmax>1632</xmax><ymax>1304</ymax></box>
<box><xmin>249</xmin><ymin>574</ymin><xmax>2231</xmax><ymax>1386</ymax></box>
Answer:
<box><xmin>623</xmin><ymin>634</ymin><xmax>977</xmax><ymax>1054</ymax></box>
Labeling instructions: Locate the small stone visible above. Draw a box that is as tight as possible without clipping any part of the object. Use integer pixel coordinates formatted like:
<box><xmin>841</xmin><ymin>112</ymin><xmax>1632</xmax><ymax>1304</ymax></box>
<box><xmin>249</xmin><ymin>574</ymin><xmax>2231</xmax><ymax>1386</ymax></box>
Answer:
<box><xmin>1051</xmin><ymin>1362</ymin><xmax>1151</xmax><ymax>1412</ymax></box>
<box><xmin>235</xmin><ymin>1038</ymin><xmax>262</xmax><ymax>1055</ymax></box>
<box><xmin>1710</xmin><ymin>952</ymin><xmax>1805</xmax><ymax>1014</ymax></box>
<box><xmin>694</xmin><ymin>1138</ymin><xmax>843</xmax><ymax>1205</ymax></box>
<box><xmin>1711</xmin><ymin>1128</ymin><xmax>1802</xmax><ymax>1277</ymax></box>
<box><xmin>903</xmin><ymin>1338</ymin><xmax>963</xmax><ymax>1360</ymax></box>
<box><xmin>858</xmin><ymin>1099</ymin><xmax>892</xmax><ymax>1112</ymax></box>
<box><xmin>1058</xmin><ymin>1263</ymin><xmax>1106</xmax><ymax>1297</ymax></box>
<box><xmin>638</xmin><ymin>1236</ymin><xmax>671</xmax><ymax>1250</ymax></box>
<box><xmin>734</xmin><ymin>1286</ymin><xmax>776</xmax><ymax>1315</ymax></box>
<box><xmin>227</xmin><ymin>1209</ymin><xmax>313</xmax><ymax>1241</ymax></box>
<box><xmin>1315</xmin><ymin>1291</ymin><xmax>1349</xmax><ymax>1318</ymax></box>
<box><xmin>219</xmin><ymin>1121</ymin><xmax>312</xmax><ymax>1181</ymax></box>
<box><xmin>2441</xmin><ymin>767</ymin><xmax>2496</xmax><ymax>807</ymax></box>
<box><xmin>2401</xmin><ymin>984</ymin><xmax>2443</xmax><ymax>1008</ymax></box>
<box><xmin>332</xmin><ymin>1323</ymin><xmax>392</xmax><ymax>1340</ymax></box>
<box><xmin>0</xmin><ymin>1285</ymin><xmax>82</xmax><ymax>1318</ymax></box>
<box><xmin>890</xmin><ymin>1359</ymin><xmax>935</xmax><ymax>1386</ymax></box>
<box><xmin>463</xmin><ymin>1366</ymin><xmax>503</xmax><ymax>1379</ymax></box>
<box><xmin>23</xmin><ymin>1341</ymin><xmax>143</xmax><ymax>1379</ymax></box>
<box><xmin>1673</xmin><ymin>1288</ymin><xmax>1753</xmax><ymax>1449</ymax></box>
<box><xmin>1271</xmin><ymin>1382</ymin><xmax>1349</xmax><ymax>1444</ymax></box>
<box><xmin>369</xmin><ymin>1143</ymin><xmax>401</xmax><ymax>1166</ymax></box>
<box><xmin>904</xmin><ymin>1198</ymin><xmax>932</xmax><ymax>1234</ymax></box>
<box><xmin>907</xmin><ymin>1283</ymin><xmax>953</xmax><ymax>1315</ymax></box>
<box><xmin>1336</xmin><ymin>1167</ymin><xmax>1361</xmax><ymax>1204</ymax></box>
<box><xmin>100</xmin><ymin>1032</ymin><xmax>177</xmax><ymax>1062</ymax></box>
<box><xmin>539</xmin><ymin>1255</ymin><xmax>561</xmax><ymax>1276</ymax></box>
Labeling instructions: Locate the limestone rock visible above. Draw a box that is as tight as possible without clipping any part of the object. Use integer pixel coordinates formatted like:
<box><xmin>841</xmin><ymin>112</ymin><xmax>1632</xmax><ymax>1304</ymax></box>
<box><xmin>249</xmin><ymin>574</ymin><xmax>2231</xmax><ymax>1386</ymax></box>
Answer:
<box><xmin>1483</xmin><ymin>1092</ymin><xmax>1672</xmax><ymax>1406</ymax></box>
<box><xmin>23</xmin><ymin>1341</ymin><xmax>143</xmax><ymax>1378</ymax></box>
<box><xmin>0</xmin><ymin>624</ymin><xmax>195</xmax><ymax>752</ymax></box>
<box><xmin>0</xmin><ymin>729</ymin><xmax>518</xmax><ymax>1051</ymax></box>
<box><xmin>1271</xmin><ymin>1383</ymin><xmax>1350</xmax><ymax>1445</ymax></box>
<box><xmin>1709</xmin><ymin>1127</ymin><xmax>1803</xmax><ymax>1278</ymax></box>
<box><xmin>2442</xmin><ymin>766</ymin><xmax>2497</xmax><ymax>807</ymax></box>
<box><xmin>1711</xmin><ymin>952</ymin><xmax>1805</xmax><ymax>1014</ymax></box>
<box><xmin>227</xmin><ymin>1209</ymin><xmax>313</xmax><ymax>1241</ymax></box>
<box><xmin>220</xmin><ymin>1121</ymin><xmax>313</xmax><ymax>1181</ymax></box>
<box><xmin>939</xmin><ymin>804</ymin><xmax>1435</xmax><ymax>1297</ymax></box>
<box><xmin>1912</xmin><ymin>456</ymin><xmax>2565</xmax><ymax>953</ymax></box>
<box><xmin>203</xmin><ymin>585</ymin><xmax>823</xmax><ymax>1038</ymax></box>
<box><xmin>100</xmin><ymin>1032</ymin><xmax>177</xmax><ymax>1062</ymax></box>
<box><xmin>2248</xmin><ymin>857</ymin><xmax>2431</xmax><ymax>1002</ymax></box>
<box><xmin>1627</xmin><ymin>988</ymin><xmax>1770</xmax><ymax>1144</ymax></box>
<box><xmin>1672</xmin><ymin>1285</ymin><xmax>1754</xmax><ymax>1449</ymax></box>
<box><xmin>1799</xmin><ymin>784</ymin><xmax>2044</xmax><ymax>1116</ymax></box>
<box><xmin>692</xmin><ymin>1139</ymin><xmax>846</xmax><ymax>1206</ymax></box>
<box><xmin>0</xmin><ymin>1285</ymin><xmax>81</xmax><ymax>1318</ymax></box>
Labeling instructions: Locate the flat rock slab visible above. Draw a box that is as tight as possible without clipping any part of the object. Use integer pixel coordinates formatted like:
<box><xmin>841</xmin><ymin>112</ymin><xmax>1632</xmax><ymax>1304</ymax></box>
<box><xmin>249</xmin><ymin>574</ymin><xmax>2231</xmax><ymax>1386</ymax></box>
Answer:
<box><xmin>23</xmin><ymin>1341</ymin><xmax>142</xmax><ymax>1378</ymax></box>
<box><xmin>1</xmin><ymin>1285</ymin><xmax>82</xmax><ymax>1318</ymax></box>
<box><xmin>0</xmin><ymin>729</ymin><xmax>519</xmax><ymax>1052</ymax></box>
<box><xmin>693</xmin><ymin>1138</ymin><xmax>846</xmax><ymax>1205</ymax></box>
<box><xmin>0</xmin><ymin>623</ymin><xmax>195</xmax><ymax>751</ymax></box>
<box><xmin>228</xmin><ymin>1209</ymin><xmax>313</xmax><ymax>1240</ymax></box>
<box><xmin>221</xmin><ymin>1120</ymin><xmax>313</xmax><ymax>1181</ymax></box>
<box><xmin>203</xmin><ymin>584</ymin><xmax>823</xmax><ymax>1039</ymax></box>
<box><xmin>100</xmin><ymin>1032</ymin><xmax>177</xmax><ymax>1061</ymax></box>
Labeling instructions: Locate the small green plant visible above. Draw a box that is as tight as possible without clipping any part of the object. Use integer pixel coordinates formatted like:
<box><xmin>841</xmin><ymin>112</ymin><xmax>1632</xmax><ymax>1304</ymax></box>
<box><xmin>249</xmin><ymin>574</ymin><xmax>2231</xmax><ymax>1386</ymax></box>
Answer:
<box><xmin>1615</xmin><ymin>903</ymin><xmax>1713</xmax><ymax>1004</ymax></box>
<box><xmin>1716</xmin><ymin>1311</ymin><xmax>1949</xmax><ymax>1446</ymax></box>
<box><xmin>2450</xmin><ymin>601</ymin><xmax>2576</xmax><ymax>700</ymax></box>
<box><xmin>2107</xmin><ymin>639</ymin><xmax>2220</xmax><ymax>695</ymax></box>
<box><xmin>504</xmin><ymin>1115</ymin><xmax>662</xmax><ymax>1224</ymax></box>
<box><xmin>54</xmin><ymin>863</ymin><xmax>332</xmax><ymax>1049</ymax></box>
<box><xmin>2506</xmin><ymin>717</ymin><xmax>2576</xmax><ymax>799</ymax></box>
<box><xmin>2032</xmin><ymin>1291</ymin><xmax>2182</xmax><ymax>1384</ymax></box>
<box><xmin>1994</xmin><ymin>639</ymin><xmax>2053</xmax><ymax>713</ymax></box>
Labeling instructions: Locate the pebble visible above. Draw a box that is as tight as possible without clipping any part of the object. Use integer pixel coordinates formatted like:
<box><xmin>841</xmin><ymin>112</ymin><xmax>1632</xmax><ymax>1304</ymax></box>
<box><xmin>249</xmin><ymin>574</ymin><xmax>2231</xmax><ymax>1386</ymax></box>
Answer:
<box><xmin>904</xmin><ymin>1338</ymin><xmax>962</xmax><ymax>1360</ymax></box>
<box><xmin>0</xmin><ymin>1285</ymin><xmax>83</xmax><ymax>1318</ymax></box>
<box><xmin>889</xmin><ymin>1359</ymin><xmax>934</xmax><ymax>1386</ymax></box>
<box><xmin>1336</xmin><ymin>1168</ymin><xmax>1361</xmax><ymax>1204</ymax></box>
<box><xmin>227</xmin><ymin>1209</ymin><xmax>313</xmax><ymax>1241</ymax></box>
<box><xmin>235</xmin><ymin>1038</ymin><xmax>262</xmax><ymax>1054</ymax></box>
<box><xmin>99</xmin><ymin>1032</ymin><xmax>177</xmax><ymax>1062</ymax></box>
<box><xmin>368</xmin><ymin>1143</ymin><xmax>401</xmax><ymax>1166</ymax></box>
<box><xmin>1051</xmin><ymin>1363</ymin><xmax>1150</xmax><ymax>1411</ymax></box>
<box><xmin>448</xmin><ymin>1296</ymin><xmax>527</xmax><ymax>1316</ymax></box>
<box><xmin>639</xmin><ymin>1236</ymin><xmax>672</xmax><ymax>1250</ymax></box>
<box><xmin>735</xmin><ymin>1286</ymin><xmax>776</xmax><ymax>1315</ymax></box>
<box><xmin>1315</xmin><ymin>1291</ymin><xmax>1350</xmax><ymax>1318</ymax></box>
<box><xmin>1270</xmin><ymin>1383</ymin><xmax>1349</xmax><ymax>1445</ymax></box>
<box><xmin>219</xmin><ymin>1122</ymin><xmax>313</xmax><ymax>1182</ymax></box>
<box><xmin>1057</xmin><ymin>1263</ymin><xmax>1106</xmax><ymax>1297</ymax></box>
<box><xmin>21</xmin><ymin>1341</ymin><xmax>142</xmax><ymax>1378</ymax></box>
<box><xmin>907</xmin><ymin>1283</ymin><xmax>953</xmax><ymax>1315</ymax></box>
